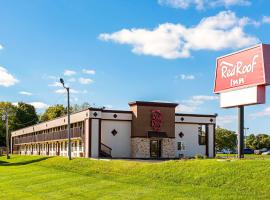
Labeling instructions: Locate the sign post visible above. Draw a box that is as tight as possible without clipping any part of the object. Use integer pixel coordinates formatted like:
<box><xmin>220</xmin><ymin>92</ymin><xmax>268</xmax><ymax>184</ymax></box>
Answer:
<box><xmin>214</xmin><ymin>43</ymin><xmax>270</xmax><ymax>159</ymax></box>
<box><xmin>238</xmin><ymin>106</ymin><xmax>244</xmax><ymax>158</ymax></box>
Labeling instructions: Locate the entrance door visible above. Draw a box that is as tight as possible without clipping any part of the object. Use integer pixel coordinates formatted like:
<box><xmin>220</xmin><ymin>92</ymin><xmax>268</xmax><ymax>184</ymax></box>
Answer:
<box><xmin>150</xmin><ymin>140</ymin><xmax>162</xmax><ymax>158</ymax></box>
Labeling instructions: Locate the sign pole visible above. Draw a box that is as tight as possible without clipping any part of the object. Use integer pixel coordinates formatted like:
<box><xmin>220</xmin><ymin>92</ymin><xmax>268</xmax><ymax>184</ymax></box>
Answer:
<box><xmin>237</xmin><ymin>106</ymin><xmax>244</xmax><ymax>159</ymax></box>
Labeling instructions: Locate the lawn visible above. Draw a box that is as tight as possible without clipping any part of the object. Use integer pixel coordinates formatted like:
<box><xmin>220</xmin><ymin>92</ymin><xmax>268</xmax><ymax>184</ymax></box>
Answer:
<box><xmin>0</xmin><ymin>155</ymin><xmax>270</xmax><ymax>200</ymax></box>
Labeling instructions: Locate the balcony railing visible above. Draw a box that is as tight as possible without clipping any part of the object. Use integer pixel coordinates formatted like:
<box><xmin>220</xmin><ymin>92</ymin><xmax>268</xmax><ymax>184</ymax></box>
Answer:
<box><xmin>13</xmin><ymin>127</ymin><xmax>84</xmax><ymax>145</ymax></box>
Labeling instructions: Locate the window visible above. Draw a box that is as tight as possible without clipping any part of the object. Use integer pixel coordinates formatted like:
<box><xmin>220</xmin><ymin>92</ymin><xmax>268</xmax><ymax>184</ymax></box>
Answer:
<box><xmin>177</xmin><ymin>142</ymin><xmax>185</xmax><ymax>151</ymax></box>
<box><xmin>198</xmin><ymin>125</ymin><xmax>207</xmax><ymax>145</ymax></box>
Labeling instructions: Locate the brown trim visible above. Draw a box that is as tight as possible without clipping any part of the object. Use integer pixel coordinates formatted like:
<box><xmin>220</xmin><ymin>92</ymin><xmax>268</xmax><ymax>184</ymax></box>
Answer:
<box><xmin>129</xmin><ymin>101</ymin><xmax>178</xmax><ymax>108</ymax></box>
<box><xmin>205</xmin><ymin>125</ymin><xmax>209</xmax><ymax>157</ymax></box>
<box><xmin>101</xmin><ymin>119</ymin><xmax>132</xmax><ymax>122</ymax></box>
<box><xmin>102</xmin><ymin>110</ymin><xmax>132</xmax><ymax>114</ymax></box>
<box><xmin>175</xmin><ymin>122</ymin><xmax>216</xmax><ymax>125</ymax></box>
<box><xmin>98</xmin><ymin>119</ymin><xmax>101</xmax><ymax>157</ymax></box>
<box><xmin>88</xmin><ymin>118</ymin><xmax>91</xmax><ymax>158</ymax></box>
<box><xmin>131</xmin><ymin>136</ymin><xmax>175</xmax><ymax>139</ymax></box>
<box><xmin>176</xmin><ymin>113</ymin><xmax>217</xmax><ymax>118</ymax></box>
<box><xmin>89</xmin><ymin>108</ymin><xmax>103</xmax><ymax>111</ymax></box>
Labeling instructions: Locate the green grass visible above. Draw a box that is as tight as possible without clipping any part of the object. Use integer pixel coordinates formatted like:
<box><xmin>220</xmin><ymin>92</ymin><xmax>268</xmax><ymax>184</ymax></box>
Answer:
<box><xmin>0</xmin><ymin>155</ymin><xmax>270</xmax><ymax>200</ymax></box>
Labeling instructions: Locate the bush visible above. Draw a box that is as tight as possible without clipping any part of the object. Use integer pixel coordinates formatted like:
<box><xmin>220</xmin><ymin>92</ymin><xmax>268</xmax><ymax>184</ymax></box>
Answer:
<box><xmin>195</xmin><ymin>154</ymin><xmax>204</xmax><ymax>159</ymax></box>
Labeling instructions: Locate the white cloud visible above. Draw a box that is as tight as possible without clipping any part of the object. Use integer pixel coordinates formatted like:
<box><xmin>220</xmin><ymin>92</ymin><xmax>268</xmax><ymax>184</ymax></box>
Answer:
<box><xmin>64</xmin><ymin>70</ymin><xmax>76</xmax><ymax>76</ymax></box>
<box><xmin>176</xmin><ymin>74</ymin><xmax>195</xmax><ymax>80</ymax></box>
<box><xmin>262</xmin><ymin>16</ymin><xmax>270</xmax><ymax>24</ymax></box>
<box><xmin>19</xmin><ymin>91</ymin><xmax>32</xmax><ymax>96</ymax></box>
<box><xmin>216</xmin><ymin>115</ymin><xmax>237</xmax><ymax>125</ymax></box>
<box><xmin>99</xmin><ymin>11</ymin><xmax>259</xmax><ymax>59</ymax></box>
<box><xmin>48</xmin><ymin>82</ymin><xmax>62</xmax><ymax>87</ymax></box>
<box><xmin>192</xmin><ymin>95</ymin><xmax>219</xmax><ymax>101</ymax></box>
<box><xmin>158</xmin><ymin>0</ymin><xmax>251</xmax><ymax>10</ymax></box>
<box><xmin>78</xmin><ymin>77</ymin><xmax>93</xmax><ymax>85</ymax></box>
<box><xmin>67</xmin><ymin>78</ymin><xmax>76</xmax><ymax>82</ymax></box>
<box><xmin>82</xmin><ymin>69</ymin><xmax>96</xmax><ymax>75</ymax></box>
<box><xmin>30</xmin><ymin>102</ymin><xmax>49</xmax><ymax>109</ymax></box>
<box><xmin>249</xmin><ymin>107</ymin><xmax>270</xmax><ymax>118</ymax></box>
<box><xmin>0</xmin><ymin>66</ymin><xmax>19</xmax><ymax>87</ymax></box>
<box><xmin>54</xmin><ymin>89</ymin><xmax>79</xmax><ymax>94</ymax></box>
<box><xmin>0</xmin><ymin>44</ymin><xmax>3</xmax><ymax>50</ymax></box>
<box><xmin>176</xmin><ymin>95</ymin><xmax>218</xmax><ymax>113</ymax></box>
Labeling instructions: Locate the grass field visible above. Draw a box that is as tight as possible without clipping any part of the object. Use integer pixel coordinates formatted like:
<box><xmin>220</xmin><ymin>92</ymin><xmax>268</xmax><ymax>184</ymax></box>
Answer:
<box><xmin>0</xmin><ymin>155</ymin><xmax>270</xmax><ymax>200</ymax></box>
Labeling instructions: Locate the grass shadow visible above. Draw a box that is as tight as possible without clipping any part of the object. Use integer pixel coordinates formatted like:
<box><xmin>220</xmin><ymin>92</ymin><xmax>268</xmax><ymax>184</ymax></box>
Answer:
<box><xmin>0</xmin><ymin>157</ymin><xmax>51</xmax><ymax>166</ymax></box>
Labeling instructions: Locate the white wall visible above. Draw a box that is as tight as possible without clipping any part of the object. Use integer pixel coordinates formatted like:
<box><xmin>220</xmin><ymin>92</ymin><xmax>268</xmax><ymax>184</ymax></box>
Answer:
<box><xmin>91</xmin><ymin>119</ymin><xmax>100</xmax><ymax>158</ymax></box>
<box><xmin>208</xmin><ymin>124</ymin><xmax>215</xmax><ymax>158</ymax></box>
<box><xmin>175</xmin><ymin>124</ymin><xmax>206</xmax><ymax>157</ymax></box>
<box><xmin>101</xmin><ymin>120</ymin><xmax>131</xmax><ymax>158</ymax></box>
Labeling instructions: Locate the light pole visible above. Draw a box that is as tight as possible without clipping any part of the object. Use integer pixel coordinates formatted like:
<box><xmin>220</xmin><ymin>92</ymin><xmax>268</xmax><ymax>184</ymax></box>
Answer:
<box><xmin>1</xmin><ymin>109</ymin><xmax>10</xmax><ymax>159</ymax></box>
<box><xmin>244</xmin><ymin>127</ymin><xmax>249</xmax><ymax>148</ymax></box>
<box><xmin>60</xmin><ymin>78</ymin><xmax>71</xmax><ymax>160</ymax></box>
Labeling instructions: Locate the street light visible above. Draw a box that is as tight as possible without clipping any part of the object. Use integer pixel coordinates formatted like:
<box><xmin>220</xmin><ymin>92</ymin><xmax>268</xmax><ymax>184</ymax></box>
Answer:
<box><xmin>60</xmin><ymin>78</ymin><xmax>71</xmax><ymax>160</ymax></box>
<box><xmin>244</xmin><ymin>127</ymin><xmax>249</xmax><ymax>148</ymax></box>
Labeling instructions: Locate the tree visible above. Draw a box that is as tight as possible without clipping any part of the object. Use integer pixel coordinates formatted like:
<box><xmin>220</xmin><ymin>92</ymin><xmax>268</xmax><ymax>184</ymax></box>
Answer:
<box><xmin>40</xmin><ymin>104</ymin><xmax>66</xmax><ymax>122</ymax></box>
<box><xmin>0</xmin><ymin>102</ymin><xmax>38</xmax><ymax>147</ymax></box>
<box><xmin>216</xmin><ymin>127</ymin><xmax>237</xmax><ymax>152</ymax></box>
<box><xmin>14</xmin><ymin>102</ymin><xmax>39</xmax><ymax>130</ymax></box>
<box><xmin>71</xmin><ymin>102</ymin><xmax>91</xmax><ymax>113</ymax></box>
<box><xmin>246</xmin><ymin>134</ymin><xmax>270</xmax><ymax>150</ymax></box>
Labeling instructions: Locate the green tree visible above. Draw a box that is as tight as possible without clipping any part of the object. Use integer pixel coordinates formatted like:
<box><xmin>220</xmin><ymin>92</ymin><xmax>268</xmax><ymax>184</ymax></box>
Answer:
<box><xmin>216</xmin><ymin>127</ymin><xmax>237</xmax><ymax>152</ymax></box>
<box><xmin>246</xmin><ymin>134</ymin><xmax>270</xmax><ymax>150</ymax></box>
<box><xmin>14</xmin><ymin>102</ymin><xmax>39</xmax><ymax>130</ymax></box>
<box><xmin>40</xmin><ymin>104</ymin><xmax>66</xmax><ymax>122</ymax></box>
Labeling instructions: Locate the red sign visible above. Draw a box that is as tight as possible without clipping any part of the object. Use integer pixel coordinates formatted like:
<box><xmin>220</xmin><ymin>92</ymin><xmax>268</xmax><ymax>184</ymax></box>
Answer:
<box><xmin>151</xmin><ymin>110</ymin><xmax>162</xmax><ymax>132</ymax></box>
<box><xmin>214</xmin><ymin>44</ymin><xmax>270</xmax><ymax>93</ymax></box>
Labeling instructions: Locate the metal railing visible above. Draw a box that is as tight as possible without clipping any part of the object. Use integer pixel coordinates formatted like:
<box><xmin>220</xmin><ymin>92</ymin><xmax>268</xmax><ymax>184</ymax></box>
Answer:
<box><xmin>100</xmin><ymin>143</ymin><xmax>112</xmax><ymax>157</ymax></box>
<box><xmin>13</xmin><ymin>127</ymin><xmax>84</xmax><ymax>144</ymax></box>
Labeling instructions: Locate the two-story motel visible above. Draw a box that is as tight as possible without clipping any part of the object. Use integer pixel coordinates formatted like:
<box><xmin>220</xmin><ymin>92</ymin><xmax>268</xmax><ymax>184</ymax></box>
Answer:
<box><xmin>11</xmin><ymin>101</ymin><xmax>217</xmax><ymax>159</ymax></box>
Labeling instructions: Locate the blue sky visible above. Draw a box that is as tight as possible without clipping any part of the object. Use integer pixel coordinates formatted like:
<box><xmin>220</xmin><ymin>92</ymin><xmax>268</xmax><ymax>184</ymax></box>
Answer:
<box><xmin>0</xmin><ymin>0</ymin><xmax>270</xmax><ymax>134</ymax></box>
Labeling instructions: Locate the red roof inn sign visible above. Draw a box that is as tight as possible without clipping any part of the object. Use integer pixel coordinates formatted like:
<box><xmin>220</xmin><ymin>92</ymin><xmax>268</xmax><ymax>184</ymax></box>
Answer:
<box><xmin>214</xmin><ymin>44</ymin><xmax>270</xmax><ymax>108</ymax></box>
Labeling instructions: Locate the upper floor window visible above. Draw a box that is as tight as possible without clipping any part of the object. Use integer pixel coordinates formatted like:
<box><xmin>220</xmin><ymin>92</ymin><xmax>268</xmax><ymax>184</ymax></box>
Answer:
<box><xmin>198</xmin><ymin>125</ymin><xmax>207</xmax><ymax>145</ymax></box>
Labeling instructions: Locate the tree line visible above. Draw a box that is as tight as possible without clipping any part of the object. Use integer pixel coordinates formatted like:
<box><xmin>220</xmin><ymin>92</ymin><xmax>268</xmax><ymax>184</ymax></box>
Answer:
<box><xmin>216</xmin><ymin>127</ymin><xmax>270</xmax><ymax>152</ymax></box>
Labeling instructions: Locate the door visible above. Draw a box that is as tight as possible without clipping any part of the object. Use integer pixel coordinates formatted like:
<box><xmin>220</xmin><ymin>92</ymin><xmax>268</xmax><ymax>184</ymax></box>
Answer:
<box><xmin>150</xmin><ymin>140</ymin><xmax>162</xmax><ymax>158</ymax></box>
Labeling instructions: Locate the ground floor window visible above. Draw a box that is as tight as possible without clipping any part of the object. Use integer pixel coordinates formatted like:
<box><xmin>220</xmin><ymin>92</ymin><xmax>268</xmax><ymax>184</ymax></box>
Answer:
<box><xmin>198</xmin><ymin>125</ymin><xmax>207</xmax><ymax>145</ymax></box>
<box><xmin>177</xmin><ymin>141</ymin><xmax>185</xmax><ymax>151</ymax></box>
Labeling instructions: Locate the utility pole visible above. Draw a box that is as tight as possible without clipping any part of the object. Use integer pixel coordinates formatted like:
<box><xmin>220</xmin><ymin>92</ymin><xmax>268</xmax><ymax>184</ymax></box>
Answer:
<box><xmin>60</xmin><ymin>78</ymin><xmax>72</xmax><ymax>160</ymax></box>
<box><xmin>1</xmin><ymin>108</ymin><xmax>11</xmax><ymax>159</ymax></box>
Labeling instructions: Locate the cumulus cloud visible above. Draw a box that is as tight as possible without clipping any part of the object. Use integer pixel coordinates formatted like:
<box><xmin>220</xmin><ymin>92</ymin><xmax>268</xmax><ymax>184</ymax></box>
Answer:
<box><xmin>216</xmin><ymin>115</ymin><xmax>237</xmax><ymax>125</ymax></box>
<box><xmin>0</xmin><ymin>66</ymin><xmax>19</xmax><ymax>87</ymax></box>
<box><xmin>0</xmin><ymin>44</ymin><xmax>3</xmax><ymax>50</ymax></box>
<box><xmin>30</xmin><ymin>102</ymin><xmax>49</xmax><ymax>109</ymax></box>
<box><xmin>99</xmin><ymin>11</ymin><xmax>259</xmax><ymax>59</ymax></box>
<box><xmin>54</xmin><ymin>89</ymin><xmax>79</xmax><ymax>94</ymax></box>
<box><xmin>78</xmin><ymin>78</ymin><xmax>93</xmax><ymax>85</ymax></box>
<box><xmin>64</xmin><ymin>70</ymin><xmax>76</xmax><ymax>76</ymax></box>
<box><xmin>82</xmin><ymin>69</ymin><xmax>96</xmax><ymax>75</ymax></box>
<box><xmin>249</xmin><ymin>107</ymin><xmax>270</xmax><ymax>118</ymax></box>
<box><xmin>176</xmin><ymin>74</ymin><xmax>195</xmax><ymax>80</ymax></box>
<box><xmin>48</xmin><ymin>82</ymin><xmax>62</xmax><ymax>87</ymax></box>
<box><xmin>19</xmin><ymin>91</ymin><xmax>32</xmax><ymax>96</ymax></box>
<box><xmin>158</xmin><ymin>0</ymin><xmax>251</xmax><ymax>10</ymax></box>
<box><xmin>176</xmin><ymin>95</ymin><xmax>218</xmax><ymax>113</ymax></box>
<box><xmin>262</xmin><ymin>16</ymin><xmax>270</xmax><ymax>24</ymax></box>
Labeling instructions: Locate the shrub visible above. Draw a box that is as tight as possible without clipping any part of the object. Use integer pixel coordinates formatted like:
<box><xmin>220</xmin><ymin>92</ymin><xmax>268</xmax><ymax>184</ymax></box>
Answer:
<box><xmin>195</xmin><ymin>154</ymin><xmax>204</xmax><ymax>159</ymax></box>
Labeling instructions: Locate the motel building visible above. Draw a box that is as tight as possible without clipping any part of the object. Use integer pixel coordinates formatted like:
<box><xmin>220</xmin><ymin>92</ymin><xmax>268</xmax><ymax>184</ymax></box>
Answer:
<box><xmin>11</xmin><ymin>101</ymin><xmax>217</xmax><ymax>159</ymax></box>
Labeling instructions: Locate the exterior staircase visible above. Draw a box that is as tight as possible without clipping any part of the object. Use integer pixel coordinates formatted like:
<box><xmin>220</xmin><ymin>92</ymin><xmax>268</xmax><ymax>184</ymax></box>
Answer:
<box><xmin>100</xmin><ymin>143</ymin><xmax>112</xmax><ymax>158</ymax></box>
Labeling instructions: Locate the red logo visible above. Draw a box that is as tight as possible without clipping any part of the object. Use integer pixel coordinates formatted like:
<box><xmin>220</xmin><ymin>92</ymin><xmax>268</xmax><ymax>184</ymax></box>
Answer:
<box><xmin>151</xmin><ymin>110</ymin><xmax>162</xmax><ymax>131</ymax></box>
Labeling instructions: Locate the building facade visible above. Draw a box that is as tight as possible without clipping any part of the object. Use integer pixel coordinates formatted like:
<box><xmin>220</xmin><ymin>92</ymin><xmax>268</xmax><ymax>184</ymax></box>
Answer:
<box><xmin>11</xmin><ymin>101</ymin><xmax>217</xmax><ymax>159</ymax></box>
